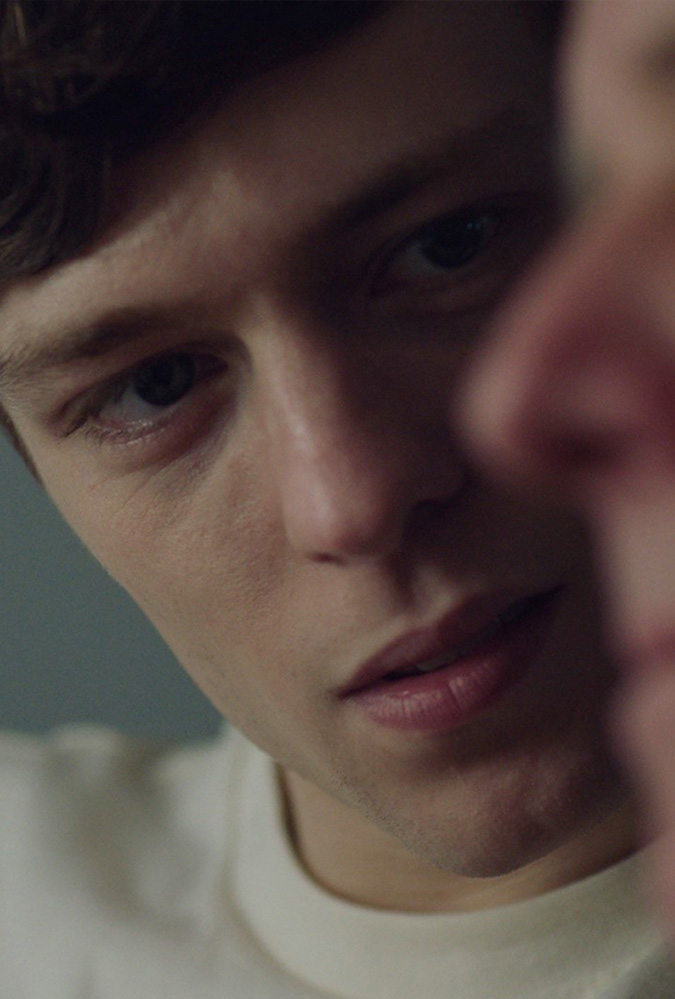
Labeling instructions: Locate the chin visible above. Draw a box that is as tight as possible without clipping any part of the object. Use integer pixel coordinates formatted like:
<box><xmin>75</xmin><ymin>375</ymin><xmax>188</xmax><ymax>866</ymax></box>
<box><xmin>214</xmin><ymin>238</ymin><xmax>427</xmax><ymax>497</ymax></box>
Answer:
<box><xmin>371</xmin><ymin>746</ymin><xmax>629</xmax><ymax>880</ymax></box>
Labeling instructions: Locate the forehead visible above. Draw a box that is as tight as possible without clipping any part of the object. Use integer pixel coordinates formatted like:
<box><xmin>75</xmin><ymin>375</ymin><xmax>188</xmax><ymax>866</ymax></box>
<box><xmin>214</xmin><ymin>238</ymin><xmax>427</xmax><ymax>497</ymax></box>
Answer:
<box><xmin>0</xmin><ymin>2</ymin><xmax>550</xmax><ymax>356</ymax></box>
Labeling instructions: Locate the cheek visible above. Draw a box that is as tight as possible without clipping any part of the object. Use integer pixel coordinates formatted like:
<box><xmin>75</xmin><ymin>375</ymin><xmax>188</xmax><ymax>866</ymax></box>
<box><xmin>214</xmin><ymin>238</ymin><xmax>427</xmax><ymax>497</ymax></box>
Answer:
<box><xmin>55</xmin><ymin>472</ymin><xmax>306</xmax><ymax>731</ymax></box>
<box><xmin>590</xmin><ymin>492</ymin><xmax>675</xmax><ymax>652</ymax></box>
<box><xmin>651</xmin><ymin>215</ymin><xmax>675</xmax><ymax>348</ymax></box>
<box><xmin>566</xmin><ymin>3</ymin><xmax>675</xmax><ymax>188</ymax></box>
<box><xmin>36</xmin><ymin>447</ymin><xmax>288</xmax><ymax>653</ymax></box>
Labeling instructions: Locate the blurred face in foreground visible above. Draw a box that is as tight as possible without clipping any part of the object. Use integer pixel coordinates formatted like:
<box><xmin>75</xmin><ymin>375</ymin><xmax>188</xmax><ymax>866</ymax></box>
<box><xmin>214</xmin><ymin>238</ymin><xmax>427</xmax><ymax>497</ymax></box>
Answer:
<box><xmin>463</xmin><ymin>0</ymin><xmax>675</xmax><ymax>920</ymax></box>
<box><xmin>0</xmin><ymin>3</ymin><xmax>632</xmax><ymax>910</ymax></box>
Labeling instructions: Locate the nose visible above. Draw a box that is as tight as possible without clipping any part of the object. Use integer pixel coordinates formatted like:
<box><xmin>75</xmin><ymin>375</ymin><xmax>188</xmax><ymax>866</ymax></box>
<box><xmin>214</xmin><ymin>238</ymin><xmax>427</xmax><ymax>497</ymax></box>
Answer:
<box><xmin>257</xmin><ymin>332</ymin><xmax>466</xmax><ymax>562</ymax></box>
<box><xmin>462</xmin><ymin>191</ymin><xmax>675</xmax><ymax>511</ymax></box>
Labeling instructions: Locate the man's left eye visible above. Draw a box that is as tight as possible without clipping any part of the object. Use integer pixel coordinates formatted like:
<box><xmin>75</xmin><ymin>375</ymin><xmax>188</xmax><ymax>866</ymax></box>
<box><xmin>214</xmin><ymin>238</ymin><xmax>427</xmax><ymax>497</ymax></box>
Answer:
<box><xmin>414</xmin><ymin>210</ymin><xmax>500</xmax><ymax>270</ymax></box>
<box><xmin>374</xmin><ymin>207</ymin><xmax>502</xmax><ymax>292</ymax></box>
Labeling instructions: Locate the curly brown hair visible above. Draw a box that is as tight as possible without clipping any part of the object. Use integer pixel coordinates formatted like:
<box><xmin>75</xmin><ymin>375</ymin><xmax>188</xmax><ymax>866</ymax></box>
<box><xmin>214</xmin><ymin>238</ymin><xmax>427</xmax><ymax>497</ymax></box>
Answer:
<box><xmin>0</xmin><ymin>0</ymin><xmax>381</xmax><ymax>280</ymax></box>
<box><xmin>0</xmin><ymin>0</ymin><xmax>563</xmax><ymax>476</ymax></box>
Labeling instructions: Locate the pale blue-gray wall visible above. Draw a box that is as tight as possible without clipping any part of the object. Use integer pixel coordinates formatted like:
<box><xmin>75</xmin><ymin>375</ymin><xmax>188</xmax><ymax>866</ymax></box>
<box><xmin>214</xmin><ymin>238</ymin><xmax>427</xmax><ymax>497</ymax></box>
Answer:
<box><xmin>0</xmin><ymin>435</ymin><xmax>221</xmax><ymax>738</ymax></box>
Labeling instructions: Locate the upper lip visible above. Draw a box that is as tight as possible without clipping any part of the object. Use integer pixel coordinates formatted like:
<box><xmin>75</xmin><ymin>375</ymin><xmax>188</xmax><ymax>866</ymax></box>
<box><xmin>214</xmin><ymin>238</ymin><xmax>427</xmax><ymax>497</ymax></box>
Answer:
<box><xmin>338</xmin><ymin>586</ymin><xmax>562</xmax><ymax>697</ymax></box>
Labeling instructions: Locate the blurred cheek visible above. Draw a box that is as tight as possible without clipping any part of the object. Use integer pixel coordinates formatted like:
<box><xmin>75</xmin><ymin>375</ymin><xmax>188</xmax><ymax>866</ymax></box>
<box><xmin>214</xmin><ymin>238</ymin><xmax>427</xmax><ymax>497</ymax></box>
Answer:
<box><xmin>29</xmin><ymin>446</ymin><xmax>280</xmax><ymax>666</ymax></box>
<box><xmin>589</xmin><ymin>492</ymin><xmax>675</xmax><ymax>666</ymax></box>
<box><xmin>611</xmin><ymin>671</ymin><xmax>675</xmax><ymax>936</ymax></box>
<box><xmin>564</xmin><ymin>0</ymin><xmax>675</xmax><ymax>187</ymax></box>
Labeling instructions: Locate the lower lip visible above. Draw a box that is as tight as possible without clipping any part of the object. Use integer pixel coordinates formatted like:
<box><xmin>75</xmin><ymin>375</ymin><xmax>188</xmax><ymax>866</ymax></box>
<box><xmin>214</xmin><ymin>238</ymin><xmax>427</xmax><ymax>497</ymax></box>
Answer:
<box><xmin>346</xmin><ymin>594</ymin><xmax>562</xmax><ymax>732</ymax></box>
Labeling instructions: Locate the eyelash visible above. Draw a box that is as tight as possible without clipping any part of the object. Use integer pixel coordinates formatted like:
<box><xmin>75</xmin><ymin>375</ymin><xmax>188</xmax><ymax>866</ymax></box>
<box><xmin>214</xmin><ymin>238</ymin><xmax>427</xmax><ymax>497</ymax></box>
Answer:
<box><xmin>64</xmin><ymin>351</ymin><xmax>227</xmax><ymax>448</ymax></box>
<box><xmin>370</xmin><ymin>197</ymin><xmax>532</xmax><ymax>301</ymax></box>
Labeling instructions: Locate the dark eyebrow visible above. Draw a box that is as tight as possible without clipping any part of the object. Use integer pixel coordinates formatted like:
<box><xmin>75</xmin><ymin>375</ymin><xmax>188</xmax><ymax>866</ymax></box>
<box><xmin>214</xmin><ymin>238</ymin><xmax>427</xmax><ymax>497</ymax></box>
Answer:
<box><xmin>320</xmin><ymin>107</ymin><xmax>551</xmax><ymax>233</ymax></box>
<box><xmin>0</xmin><ymin>106</ymin><xmax>549</xmax><ymax>398</ymax></box>
<box><xmin>0</xmin><ymin>307</ymin><xmax>192</xmax><ymax>397</ymax></box>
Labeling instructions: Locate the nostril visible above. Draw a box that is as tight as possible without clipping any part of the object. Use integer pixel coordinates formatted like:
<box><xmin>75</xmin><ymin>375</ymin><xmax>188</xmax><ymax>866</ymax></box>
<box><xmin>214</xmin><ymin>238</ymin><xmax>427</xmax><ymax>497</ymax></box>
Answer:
<box><xmin>408</xmin><ymin>471</ymin><xmax>470</xmax><ymax>534</ymax></box>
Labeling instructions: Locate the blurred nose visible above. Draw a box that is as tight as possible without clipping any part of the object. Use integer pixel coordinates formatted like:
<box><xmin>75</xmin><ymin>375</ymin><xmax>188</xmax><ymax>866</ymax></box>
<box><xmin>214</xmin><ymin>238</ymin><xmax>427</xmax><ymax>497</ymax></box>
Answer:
<box><xmin>463</xmin><ymin>190</ymin><xmax>675</xmax><ymax>509</ymax></box>
<box><xmin>257</xmin><ymin>329</ymin><xmax>466</xmax><ymax>562</ymax></box>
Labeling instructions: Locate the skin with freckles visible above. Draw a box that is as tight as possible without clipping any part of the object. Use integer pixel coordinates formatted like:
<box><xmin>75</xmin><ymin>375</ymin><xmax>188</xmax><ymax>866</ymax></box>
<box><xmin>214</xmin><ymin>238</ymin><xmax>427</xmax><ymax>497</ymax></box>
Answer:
<box><xmin>0</xmin><ymin>2</ymin><xmax>634</xmax><ymax>912</ymax></box>
<box><xmin>462</xmin><ymin>0</ymin><xmax>675</xmax><ymax>934</ymax></box>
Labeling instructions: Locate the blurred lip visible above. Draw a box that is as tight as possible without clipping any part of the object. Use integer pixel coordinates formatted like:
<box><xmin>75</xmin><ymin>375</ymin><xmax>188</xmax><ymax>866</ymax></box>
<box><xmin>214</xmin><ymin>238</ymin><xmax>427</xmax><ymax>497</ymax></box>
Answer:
<box><xmin>338</xmin><ymin>585</ymin><xmax>563</xmax><ymax>698</ymax></box>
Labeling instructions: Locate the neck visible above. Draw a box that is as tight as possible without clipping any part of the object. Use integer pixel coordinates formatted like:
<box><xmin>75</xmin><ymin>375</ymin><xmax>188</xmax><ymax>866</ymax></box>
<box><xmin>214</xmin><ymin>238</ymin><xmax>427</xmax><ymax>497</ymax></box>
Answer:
<box><xmin>280</xmin><ymin>768</ymin><xmax>638</xmax><ymax>913</ymax></box>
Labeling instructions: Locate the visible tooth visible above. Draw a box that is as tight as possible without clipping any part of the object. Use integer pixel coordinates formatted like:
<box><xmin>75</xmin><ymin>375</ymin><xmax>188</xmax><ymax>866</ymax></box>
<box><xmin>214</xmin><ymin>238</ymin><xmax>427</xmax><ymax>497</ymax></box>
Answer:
<box><xmin>416</xmin><ymin>651</ymin><xmax>454</xmax><ymax>673</ymax></box>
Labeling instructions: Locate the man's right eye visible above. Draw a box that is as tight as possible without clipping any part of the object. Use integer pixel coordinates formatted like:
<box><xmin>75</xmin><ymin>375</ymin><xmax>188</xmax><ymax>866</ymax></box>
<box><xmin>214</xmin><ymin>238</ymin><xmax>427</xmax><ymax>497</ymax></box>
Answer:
<box><xmin>389</xmin><ymin>209</ymin><xmax>501</xmax><ymax>281</ymax></box>
<box><xmin>368</xmin><ymin>196</ymin><xmax>536</xmax><ymax>308</ymax></box>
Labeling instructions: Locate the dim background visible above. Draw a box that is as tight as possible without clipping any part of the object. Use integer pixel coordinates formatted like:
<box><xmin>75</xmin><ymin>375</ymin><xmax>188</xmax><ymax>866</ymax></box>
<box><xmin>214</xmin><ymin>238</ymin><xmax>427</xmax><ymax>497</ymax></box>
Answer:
<box><xmin>0</xmin><ymin>434</ymin><xmax>221</xmax><ymax>739</ymax></box>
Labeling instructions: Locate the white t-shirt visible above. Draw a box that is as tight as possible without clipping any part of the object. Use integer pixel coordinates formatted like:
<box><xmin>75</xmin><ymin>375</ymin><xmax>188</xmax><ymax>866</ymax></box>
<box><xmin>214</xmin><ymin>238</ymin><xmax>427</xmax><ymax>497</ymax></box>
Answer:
<box><xmin>1</xmin><ymin>724</ymin><xmax>673</xmax><ymax>998</ymax></box>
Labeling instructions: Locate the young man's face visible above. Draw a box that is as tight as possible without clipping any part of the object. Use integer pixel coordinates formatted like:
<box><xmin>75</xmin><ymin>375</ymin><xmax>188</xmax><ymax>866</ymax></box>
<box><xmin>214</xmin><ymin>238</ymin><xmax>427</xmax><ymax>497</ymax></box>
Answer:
<box><xmin>0</xmin><ymin>3</ymin><xmax>624</xmax><ymax>881</ymax></box>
